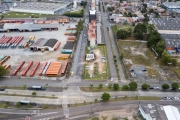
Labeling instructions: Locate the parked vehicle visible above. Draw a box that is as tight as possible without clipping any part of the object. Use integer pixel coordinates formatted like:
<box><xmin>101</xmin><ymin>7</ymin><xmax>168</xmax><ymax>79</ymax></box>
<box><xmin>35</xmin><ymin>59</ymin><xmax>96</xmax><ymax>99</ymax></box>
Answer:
<box><xmin>0</xmin><ymin>88</ymin><xmax>5</xmax><ymax>91</ymax></box>
<box><xmin>27</xmin><ymin>86</ymin><xmax>45</xmax><ymax>91</ymax></box>
<box><xmin>163</xmin><ymin>97</ymin><xmax>170</xmax><ymax>100</ymax></box>
<box><xmin>171</xmin><ymin>97</ymin><xmax>179</xmax><ymax>100</ymax></box>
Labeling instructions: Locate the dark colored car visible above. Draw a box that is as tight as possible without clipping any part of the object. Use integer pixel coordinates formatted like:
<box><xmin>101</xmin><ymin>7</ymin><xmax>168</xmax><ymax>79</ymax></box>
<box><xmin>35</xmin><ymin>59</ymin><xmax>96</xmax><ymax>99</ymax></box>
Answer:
<box><xmin>0</xmin><ymin>88</ymin><xmax>5</xmax><ymax>91</ymax></box>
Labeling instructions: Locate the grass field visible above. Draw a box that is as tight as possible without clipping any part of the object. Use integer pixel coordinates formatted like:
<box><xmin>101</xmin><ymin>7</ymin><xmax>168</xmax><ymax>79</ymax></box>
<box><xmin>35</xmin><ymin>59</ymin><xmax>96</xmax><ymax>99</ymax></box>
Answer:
<box><xmin>3</xmin><ymin>12</ymin><xmax>58</xmax><ymax>18</ymax></box>
<box><xmin>80</xmin><ymin>87</ymin><xmax>122</xmax><ymax>92</ymax></box>
<box><xmin>117</xmin><ymin>24</ymin><xmax>134</xmax><ymax>31</ymax></box>
<box><xmin>84</xmin><ymin>45</ymin><xmax>109</xmax><ymax>80</ymax></box>
<box><xmin>118</xmin><ymin>41</ymin><xmax>159</xmax><ymax>79</ymax></box>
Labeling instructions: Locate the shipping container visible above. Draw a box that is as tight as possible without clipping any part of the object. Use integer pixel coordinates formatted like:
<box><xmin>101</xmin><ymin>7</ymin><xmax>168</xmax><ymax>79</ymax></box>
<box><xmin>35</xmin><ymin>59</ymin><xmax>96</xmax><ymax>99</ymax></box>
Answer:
<box><xmin>42</xmin><ymin>61</ymin><xmax>51</xmax><ymax>75</ymax></box>
<box><xmin>12</xmin><ymin>61</ymin><xmax>25</xmax><ymax>76</ymax></box>
<box><xmin>30</xmin><ymin>62</ymin><xmax>40</xmax><ymax>77</ymax></box>
<box><xmin>61</xmin><ymin>61</ymin><xmax>68</xmax><ymax>76</ymax></box>
<box><xmin>0</xmin><ymin>56</ymin><xmax>10</xmax><ymax>65</ymax></box>
<box><xmin>22</xmin><ymin>61</ymin><xmax>33</xmax><ymax>76</ymax></box>
<box><xmin>54</xmin><ymin>41</ymin><xmax>61</xmax><ymax>51</ymax></box>
<box><xmin>39</xmin><ymin>62</ymin><xmax>47</xmax><ymax>76</ymax></box>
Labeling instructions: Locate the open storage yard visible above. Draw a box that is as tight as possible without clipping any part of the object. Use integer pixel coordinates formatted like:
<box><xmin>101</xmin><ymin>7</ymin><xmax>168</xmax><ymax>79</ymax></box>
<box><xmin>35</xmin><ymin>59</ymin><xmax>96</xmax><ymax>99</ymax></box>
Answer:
<box><xmin>0</xmin><ymin>20</ymin><xmax>77</xmax><ymax>79</ymax></box>
<box><xmin>118</xmin><ymin>40</ymin><xmax>180</xmax><ymax>82</ymax></box>
<box><xmin>83</xmin><ymin>45</ymin><xmax>109</xmax><ymax>80</ymax></box>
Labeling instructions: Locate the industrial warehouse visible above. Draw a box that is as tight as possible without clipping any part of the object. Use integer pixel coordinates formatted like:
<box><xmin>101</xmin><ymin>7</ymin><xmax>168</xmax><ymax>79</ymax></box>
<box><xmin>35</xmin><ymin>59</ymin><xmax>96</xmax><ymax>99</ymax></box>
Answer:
<box><xmin>10</xmin><ymin>2</ymin><xmax>70</xmax><ymax>14</ymax></box>
<box><xmin>0</xmin><ymin>17</ymin><xmax>78</xmax><ymax>79</ymax></box>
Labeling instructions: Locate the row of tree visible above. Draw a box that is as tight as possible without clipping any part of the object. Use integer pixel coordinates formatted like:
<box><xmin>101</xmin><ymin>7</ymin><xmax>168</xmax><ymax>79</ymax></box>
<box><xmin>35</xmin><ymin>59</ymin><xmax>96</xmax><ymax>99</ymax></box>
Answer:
<box><xmin>141</xmin><ymin>82</ymin><xmax>180</xmax><ymax>90</ymax></box>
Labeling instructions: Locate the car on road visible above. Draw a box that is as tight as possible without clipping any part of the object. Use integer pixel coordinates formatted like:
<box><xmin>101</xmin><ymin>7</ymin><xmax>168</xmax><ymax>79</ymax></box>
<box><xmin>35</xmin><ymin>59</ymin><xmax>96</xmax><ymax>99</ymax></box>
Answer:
<box><xmin>154</xmin><ymin>87</ymin><xmax>160</xmax><ymax>90</ymax></box>
<box><xmin>163</xmin><ymin>97</ymin><xmax>170</xmax><ymax>100</ymax></box>
<box><xmin>111</xmin><ymin>78</ymin><xmax>113</xmax><ymax>82</ymax></box>
<box><xmin>0</xmin><ymin>88</ymin><xmax>5</xmax><ymax>91</ymax></box>
<box><xmin>171</xmin><ymin>97</ymin><xmax>179</xmax><ymax>100</ymax></box>
<box><xmin>149</xmin><ymin>87</ymin><xmax>154</xmax><ymax>89</ymax></box>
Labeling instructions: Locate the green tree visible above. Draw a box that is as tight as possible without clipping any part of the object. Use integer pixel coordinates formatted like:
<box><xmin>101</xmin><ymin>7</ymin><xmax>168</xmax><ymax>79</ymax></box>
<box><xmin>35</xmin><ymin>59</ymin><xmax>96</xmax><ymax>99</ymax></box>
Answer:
<box><xmin>122</xmin><ymin>85</ymin><xmax>129</xmax><ymax>90</ymax></box>
<box><xmin>32</xmin><ymin>92</ymin><xmax>36</xmax><ymax>96</ymax></box>
<box><xmin>113</xmin><ymin>83</ymin><xmax>119</xmax><ymax>90</ymax></box>
<box><xmin>0</xmin><ymin>66</ymin><xmax>8</xmax><ymax>77</ymax></box>
<box><xmin>116</xmin><ymin>29</ymin><xmax>130</xmax><ymax>39</ymax></box>
<box><xmin>161</xmin><ymin>51</ymin><xmax>172</xmax><ymax>64</ymax></box>
<box><xmin>16</xmin><ymin>102</ymin><xmax>21</xmax><ymax>108</ymax></box>
<box><xmin>108</xmin><ymin>83</ymin><xmax>112</xmax><ymax>89</ymax></box>
<box><xmin>141</xmin><ymin>83</ymin><xmax>150</xmax><ymax>90</ymax></box>
<box><xmin>43</xmin><ymin>104</ymin><xmax>48</xmax><ymax>109</ymax></box>
<box><xmin>101</xmin><ymin>92</ymin><xmax>111</xmax><ymax>101</ymax></box>
<box><xmin>149</xmin><ymin>9</ymin><xmax>154</xmax><ymax>13</ymax></box>
<box><xmin>129</xmin><ymin>82</ymin><xmax>137</xmax><ymax>90</ymax></box>
<box><xmin>133</xmin><ymin>23</ymin><xmax>147</xmax><ymax>40</ymax></box>
<box><xmin>99</xmin><ymin>84</ymin><xmax>103</xmax><ymax>89</ymax></box>
<box><xmin>172</xmin><ymin>58</ymin><xmax>178</xmax><ymax>66</ymax></box>
<box><xmin>162</xmin><ymin>84</ymin><xmax>170</xmax><ymax>90</ymax></box>
<box><xmin>171</xmin><ymin>82</ymin><xmax>179</xmax><ymax>90</ymax></box>
<box><xmin>147</xmin><ymin>31</ymin><xmax>162</xmax><ymax>48</ymax></box>
<box><xmin>90</xmin><ymin>83</ymin><xmax>93</xmax><ymax>89</ymax></box>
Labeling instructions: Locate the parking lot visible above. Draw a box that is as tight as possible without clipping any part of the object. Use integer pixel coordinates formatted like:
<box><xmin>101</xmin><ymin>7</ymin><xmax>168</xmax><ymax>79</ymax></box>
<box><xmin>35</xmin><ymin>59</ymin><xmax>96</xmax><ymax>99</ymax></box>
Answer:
<box><xmin>0</xmin><ymin>22</ymin><xmax>77</xmax><ymax>78</ymax></box>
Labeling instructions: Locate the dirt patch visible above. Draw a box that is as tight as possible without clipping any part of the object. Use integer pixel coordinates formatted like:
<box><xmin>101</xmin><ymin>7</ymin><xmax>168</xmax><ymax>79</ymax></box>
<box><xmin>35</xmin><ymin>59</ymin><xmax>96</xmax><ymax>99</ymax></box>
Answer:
<box><xmin>130</xmin><ymin>47</ymin><xmax>146</xmax><ymax>56</ymax></box>
<box><xmin>124</xmin><ymin>59</ymin><xmax>133</xmax><ymax>64</ymax></box>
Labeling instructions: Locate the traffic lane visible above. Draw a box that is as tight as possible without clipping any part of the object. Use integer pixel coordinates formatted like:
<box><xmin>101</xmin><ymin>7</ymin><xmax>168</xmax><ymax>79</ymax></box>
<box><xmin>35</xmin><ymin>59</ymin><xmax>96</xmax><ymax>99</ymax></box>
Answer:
<box><xmin>32</xmin><ymin>111</ymin><xmax>64</xmax><ymax>120</ymax></box>
<box><xmin>0</xmin><ymin>77</ymin><xmax>61</xmax><ymax>87</ymax></box>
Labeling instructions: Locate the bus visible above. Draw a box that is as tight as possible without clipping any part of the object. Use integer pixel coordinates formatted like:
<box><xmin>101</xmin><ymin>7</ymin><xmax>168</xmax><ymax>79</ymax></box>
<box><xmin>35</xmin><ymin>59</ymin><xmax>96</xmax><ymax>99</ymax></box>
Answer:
<box><xmin>19</xmin><ymin>100</ymin><xmax>30</xmax><ymax>105</ymax></box>
<box><xmin>27</xmin><ymin>86</ymin><xmax>45</xmax><ymax>91</ymax></box>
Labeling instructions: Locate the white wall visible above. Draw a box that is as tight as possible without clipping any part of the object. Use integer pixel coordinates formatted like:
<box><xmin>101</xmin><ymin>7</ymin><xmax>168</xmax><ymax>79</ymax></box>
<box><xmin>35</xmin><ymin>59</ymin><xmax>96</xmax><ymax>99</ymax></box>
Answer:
<box><xmin>90</xmin><ymin>38</ymin><xmax>96</xmax><ymax>47</ymax></box>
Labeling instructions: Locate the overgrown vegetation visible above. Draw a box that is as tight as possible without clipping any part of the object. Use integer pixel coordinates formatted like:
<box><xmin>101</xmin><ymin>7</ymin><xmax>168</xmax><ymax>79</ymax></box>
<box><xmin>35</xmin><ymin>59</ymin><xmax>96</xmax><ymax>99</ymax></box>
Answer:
<box><xmin>0</xmin><ymin>65</ymin><xmax>8</xmax><ymax>77</ymax></box>
<box><xmin>63</xmin><ymin>9</ymin><xmax>84</xmax><ymax>17</ymax></box>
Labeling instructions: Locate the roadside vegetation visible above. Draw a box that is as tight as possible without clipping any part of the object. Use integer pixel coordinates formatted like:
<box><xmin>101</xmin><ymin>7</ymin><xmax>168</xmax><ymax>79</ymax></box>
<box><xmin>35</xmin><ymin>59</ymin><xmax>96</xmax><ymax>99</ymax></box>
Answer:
<box><xmin>80</xmin><ymin>82</ymin><xmax>138</xmax><ymax>92</ymax></box>
<box><xmin>63</xmin><ymin>9</ymin><xmax>84</xmax><ymax>17</ymax></box>
<box><xmin>0</xmin><ymin>65</ymin><xmax>8</xmax><ymax>77</ymax></box>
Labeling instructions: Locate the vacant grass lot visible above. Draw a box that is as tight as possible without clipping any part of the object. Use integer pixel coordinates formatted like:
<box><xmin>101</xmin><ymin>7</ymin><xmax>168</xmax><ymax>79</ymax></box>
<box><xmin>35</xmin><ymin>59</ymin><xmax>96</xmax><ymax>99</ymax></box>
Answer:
<box><xmin>80</xmin><ymin>87</ymin><xmax>122</xmax><ymax>92</ymax></box>
<box><xmin>3</xmin><ymin>12</ymin><xmax>58</xmax><ymax>18</ymax></box>
<box><xmin>117</xmin><ymin>24</ymin><xmax>134</xmax><ymax>31</ymax></box>
<box><xmin>84</xmin><ymin>45</ymin><xmax>109</xmax><ymax>80</ymax></box>
<box><xmin>118</xmin><ymin>41</ymin><xmax>159</xmax><ymax>79</ymax></box>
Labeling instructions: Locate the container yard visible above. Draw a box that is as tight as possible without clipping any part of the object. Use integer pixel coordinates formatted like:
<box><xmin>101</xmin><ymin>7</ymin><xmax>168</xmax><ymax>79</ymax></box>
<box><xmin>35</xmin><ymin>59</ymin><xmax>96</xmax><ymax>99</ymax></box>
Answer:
<box><xmin>0</xmin><ymin>18</ymin><xmax>79</xmax><ymax>79</ymax></box>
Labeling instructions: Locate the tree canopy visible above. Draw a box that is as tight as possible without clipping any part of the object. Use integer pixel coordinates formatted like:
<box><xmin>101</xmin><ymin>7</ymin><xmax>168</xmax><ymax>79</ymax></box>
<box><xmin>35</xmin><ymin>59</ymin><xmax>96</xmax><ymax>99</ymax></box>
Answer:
<box><xmin>141</xmin><ymin>83</ymin><xmax>150</xmax><ymax>90</ymax></box>
<box><xmin>101</xmin><ymin>93</ymin><xmax>111</xmax><ymax>101</ymax></box>
<box><xmin>133</xmin><ymin>23</ymin><xmax>147</xmax><ymax>40</ymax></box>
<box><xmin>129</xmin><ymin>82</ymin><xmax>138</xmax><ymax>90</ymax></box>
<box><xmin>162</xmin><ymin>84</ymin><xmax>170</xmax><ymax>90</ymax></box>
<box><xmin>116</xmin><ymin>29</ymin><xmax>130</xmax><ymax>39</ymax></box>
<box><xmin>122</xmin><ymin>85</ymin><xmax>129</xmax><ymax>90</ymax></box>
<box><xmin>171</xmin><ymin>82</ymin><xmax>179</xmax><ymax>90</ymax></box>
<box><xmin>0</xmin><ymin>66</ymin><xmax>8</xmax><ymax>77</ymax></box>
<box><xmin>113</xmin><ymin>83</ymin><xmax>119</xmax><ymax>90</ymax></box>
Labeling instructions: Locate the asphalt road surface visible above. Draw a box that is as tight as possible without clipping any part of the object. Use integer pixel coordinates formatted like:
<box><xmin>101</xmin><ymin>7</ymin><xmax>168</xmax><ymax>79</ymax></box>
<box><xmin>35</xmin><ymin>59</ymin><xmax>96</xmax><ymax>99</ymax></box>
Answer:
<box><xmin>0</xmin><ymin>100</ymin><xmax>179</xmax><ymax>120</ymax></box>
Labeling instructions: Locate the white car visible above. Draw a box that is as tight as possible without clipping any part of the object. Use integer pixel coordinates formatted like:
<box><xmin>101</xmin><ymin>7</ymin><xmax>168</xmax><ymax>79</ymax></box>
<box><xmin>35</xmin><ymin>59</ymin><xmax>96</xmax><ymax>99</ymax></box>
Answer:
<box><xmin>111</xmin><ymin>78</ymin><xmax>113</xmax><ymax>81</ymax></box>
<box><xmin>171</xmin><ymin>97</ymin><xmax>179</xmax><ymax>100</ymax></box>
<box><xmin>154</xmin><ymin>87</ymin><xmax>160</xmax><ymax>90</ymax></box>
<box><xmin>131</xmin><ymin>72</ymin><xmax>136</xmax><ymax>77</ymax></box>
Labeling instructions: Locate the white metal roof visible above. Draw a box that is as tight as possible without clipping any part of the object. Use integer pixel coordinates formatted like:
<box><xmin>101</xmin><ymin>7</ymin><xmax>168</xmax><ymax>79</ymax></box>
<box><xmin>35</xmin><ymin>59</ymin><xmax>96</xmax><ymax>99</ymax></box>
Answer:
<box><xmin>163</xmin><ymin>105</ymin><xmax>180</xmax><ymax>120</ymax></box>
<box><xmin>89</xmin><ymin>10</ymin><xmax>96</xmax><ymax>15</ymax></box>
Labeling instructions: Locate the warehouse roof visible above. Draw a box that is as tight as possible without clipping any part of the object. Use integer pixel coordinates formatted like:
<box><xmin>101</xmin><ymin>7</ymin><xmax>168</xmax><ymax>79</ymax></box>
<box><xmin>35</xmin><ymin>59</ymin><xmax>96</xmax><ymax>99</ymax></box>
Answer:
<box><xmin>161</xmin><ymin>34</ymin><xmax>180</xmax><ymax>48</ymax></box>
<box><xmin>163</xmin><ymin>105</ymin><xmax>180</xmax><ymax>120</ymax></box>
<box><xmin>150</xmin><ymin>18</ymin><xmax>180</xmax><ymax>30</ymax></box>
<box><xmin>1</xmin><ymin>23</ymin><xmax>58</xmax><ymax>31</ymax></box>
<box><xmin>43</xmin><ymin>39</ymin><xmax>58</xmax><ymax>48</ymax></box>
<box><xmin>63</xmin><ymin>42</ymin><xmax>74</xmax><ymax>50</ymax></box>
<box><xmin>10</xmin><ymin>2</ymin><xmax>69</xmax><ymax>11</ymax></box>
<box><xmin>31</xmin><ymin>38</ymin><xmax>48</xmax><ymax>47</ymax></box>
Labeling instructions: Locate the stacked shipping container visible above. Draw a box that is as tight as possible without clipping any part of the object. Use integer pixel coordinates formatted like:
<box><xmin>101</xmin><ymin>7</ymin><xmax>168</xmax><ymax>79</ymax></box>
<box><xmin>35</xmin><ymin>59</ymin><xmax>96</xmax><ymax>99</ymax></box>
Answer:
<box><xmin>22</xmin><ymin>61</ymin><xmax>33</xmax><ymax>76</ymax></box>
<box><xmin>12</xmin><ymin>61</ymin><xmax>25</xmax><ymax>76</ymax></box>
